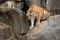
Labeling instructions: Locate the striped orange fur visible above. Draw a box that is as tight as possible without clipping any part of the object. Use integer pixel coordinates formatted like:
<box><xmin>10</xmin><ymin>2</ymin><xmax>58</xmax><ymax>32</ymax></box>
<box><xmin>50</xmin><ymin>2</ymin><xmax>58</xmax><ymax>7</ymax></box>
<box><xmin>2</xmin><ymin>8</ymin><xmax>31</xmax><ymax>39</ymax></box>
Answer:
<box><xmin>26</xmin><ymin>4</ymin><xmax>50</xmax><ymax>29</ymax></box>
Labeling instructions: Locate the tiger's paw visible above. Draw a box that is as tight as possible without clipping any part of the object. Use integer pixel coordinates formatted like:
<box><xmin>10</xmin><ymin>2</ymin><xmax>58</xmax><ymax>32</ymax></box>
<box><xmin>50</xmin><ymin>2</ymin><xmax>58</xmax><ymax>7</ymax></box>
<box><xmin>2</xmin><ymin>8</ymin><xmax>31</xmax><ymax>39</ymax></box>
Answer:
<box><xmin>29</xmin><ymin>26</ymin><xmax>33</xmax><ymax>30</ymax></box>
<box><xmin>36</xmin><ymin>22</ymin><xmax>40</xmax><ymax>26</ymax></box>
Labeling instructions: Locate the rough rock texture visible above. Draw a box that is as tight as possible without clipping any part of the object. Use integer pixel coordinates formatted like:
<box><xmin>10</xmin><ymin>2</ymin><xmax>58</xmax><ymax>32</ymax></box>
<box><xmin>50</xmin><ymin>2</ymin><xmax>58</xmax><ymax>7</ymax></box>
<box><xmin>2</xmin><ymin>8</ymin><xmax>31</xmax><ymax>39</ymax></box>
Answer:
<box><xmin>25</xmin><ymin>0</ymin><xmax>41</xmax><ymax>7</ymax></box>
<box><xmin>5</xmin><ymin>9</ymin><xmax>29</xmax><ymax>35</ymax></box>
<box><xmin>46</xmin><ymin>0</ymin><xmax>60</xmax><ymax>10</ymax></box>
<box><xmin>16</xmin><ymin>2</ymin><xmax>24</xmax><ymax>9</ymax></box>
<box><xmin>0</xmin><ymin>9</ymin><xmax>29</xmax><ymax>40</ymax></box>
<box><xmin>0</xmin><ymin>22</ymin><xmax>11</xmax><ymax>40</ymax></box>
<box><xmin>0</xmin><ymin>13</ymin><xmax>11</xmax><ymax>40</ymax></box>
<box><xmin>27</xmin><ymin>15</ymin><xmax>60</xmax><ymax>40</ymax></box>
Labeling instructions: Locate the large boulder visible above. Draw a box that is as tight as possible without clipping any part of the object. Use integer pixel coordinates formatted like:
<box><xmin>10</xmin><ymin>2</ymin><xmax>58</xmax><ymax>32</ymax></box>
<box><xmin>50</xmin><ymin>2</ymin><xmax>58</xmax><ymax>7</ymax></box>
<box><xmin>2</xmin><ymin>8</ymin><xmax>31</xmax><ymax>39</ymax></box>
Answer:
<box><xmin>0</xmin><ymin>6</ymin><xmax>29</xmax><ymax>40</ymax></box>
<box><xmin>6</xmin><ymin>9</ymin><xmax>29</xmax><ymax>35</ymax></box>
<box><xmin>27</xmin><ymin>15</ymin><xmax>60</xmax><ymax>40</ymax></box>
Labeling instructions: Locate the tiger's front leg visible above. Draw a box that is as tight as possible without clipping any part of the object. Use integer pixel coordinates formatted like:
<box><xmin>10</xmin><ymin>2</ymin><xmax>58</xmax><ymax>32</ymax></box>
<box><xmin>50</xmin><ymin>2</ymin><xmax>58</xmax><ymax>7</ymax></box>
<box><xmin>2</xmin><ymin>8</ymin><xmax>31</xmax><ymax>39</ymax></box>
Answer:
<box><xmin>36</xmin><ymin>18</ymin><xmax>40</xmax><ymax>26</ymax></box>
<box><xmin>29</xmin><ymin>19</ymin><xmax>34</xmax><ymax>29</ymax></box>
<box><xmin>36</xmin><ymin>14</ymin><xmax>41</xmax><ymax>26</ymax></box>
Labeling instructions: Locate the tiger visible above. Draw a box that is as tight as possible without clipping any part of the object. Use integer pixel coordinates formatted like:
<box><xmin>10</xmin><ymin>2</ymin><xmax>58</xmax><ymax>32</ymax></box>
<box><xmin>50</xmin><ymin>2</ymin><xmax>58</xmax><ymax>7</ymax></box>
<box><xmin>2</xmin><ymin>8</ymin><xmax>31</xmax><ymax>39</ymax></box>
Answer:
<box><xmin>26</xmin><ymin>4</ymin><xmax>50</xmax><ymax>29</ymax></box>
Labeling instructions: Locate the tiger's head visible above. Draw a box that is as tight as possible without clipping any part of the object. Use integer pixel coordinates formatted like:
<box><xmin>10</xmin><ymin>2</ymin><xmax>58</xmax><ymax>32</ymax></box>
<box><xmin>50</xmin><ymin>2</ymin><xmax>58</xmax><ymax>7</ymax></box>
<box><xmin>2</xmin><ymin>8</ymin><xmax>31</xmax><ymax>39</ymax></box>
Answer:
<box><xmin>26</xmin><ymin>11</ymin><xmax>37</xmax><ymax>20</ymax></box>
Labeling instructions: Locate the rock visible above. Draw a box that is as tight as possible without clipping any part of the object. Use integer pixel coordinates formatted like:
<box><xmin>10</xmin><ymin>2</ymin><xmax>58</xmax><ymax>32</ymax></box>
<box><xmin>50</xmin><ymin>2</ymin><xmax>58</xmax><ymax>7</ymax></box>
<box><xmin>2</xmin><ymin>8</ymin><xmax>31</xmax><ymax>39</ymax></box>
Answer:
<box><xmin>6</xmin><ymin>36</ymin><xmax>17</xmax><ymax>40</ymax></box>
<box><xmin>0</xmin><ymin>12</ymin><xmax>15</xmax><ymax>40</ymax></box>
<box><xmin>0</xmin><ymin>8</ymin><xmax>29</xmax><ymax>40</ymax></box>
<box><xmin>46</xmin><ymin>0</ymin><xmax>60</xmax><ymax>10</ymax></box>
<box><xmin>0</xmin><ymin>22</ymin><xmax>11</xmax><ymax>40</ymax></box>
<box><xmin>16</xmin><ymin>34</ymin><xmax>27</xmax><ymax>40</ymax></box>
<box><xmin>16</xmin><ymin>2</ymin><xmax>24</xmax><ymax>9</ymax></box>
<box><xmin>7</xmin><ymin>9</ymin><xmax>29</xmax><ymax>40</ymax></box>
<box><xmin>25</xmin><ymin>0</ymin><xmax>41</xmax><ymax>7</ymax></box>
<box><xmin>27</xmin><ymin>15</ymin><xmax>60</xmax><ymax>40</ymax></box>
<box><xmin>6</xmin><ymin>9</ymin><xmax>29</xmax><ymax>35</ymax></box>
